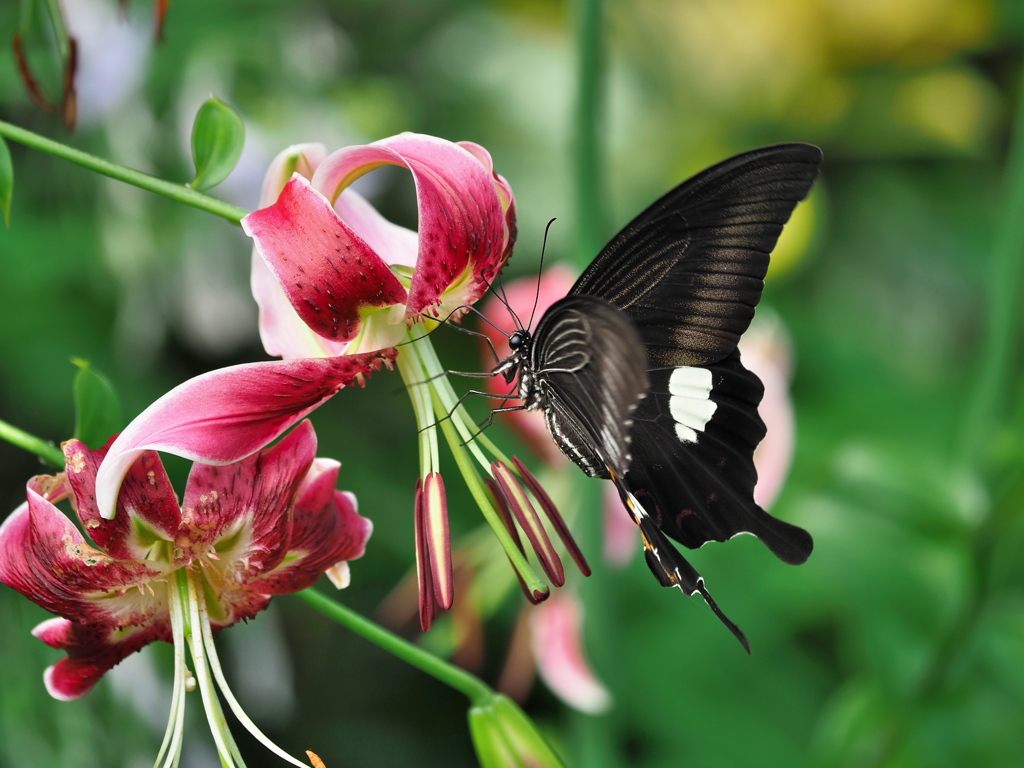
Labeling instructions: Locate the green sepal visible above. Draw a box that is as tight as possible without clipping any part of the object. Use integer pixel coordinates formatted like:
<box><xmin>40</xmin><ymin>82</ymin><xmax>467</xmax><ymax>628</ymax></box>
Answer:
<box><xmin>71</xmin><ymin>358</ymin><xmax>122</xmax><ymax>448</ymax></box>
<box><xmin>189</xmin><ymin>95</ymin><xmax>245</xmax><ymax>192</ymax></box>
<box><xmin>468</xmin><ymin>695</ymin><xmax>566</xmax><ymax>768</ymax></box>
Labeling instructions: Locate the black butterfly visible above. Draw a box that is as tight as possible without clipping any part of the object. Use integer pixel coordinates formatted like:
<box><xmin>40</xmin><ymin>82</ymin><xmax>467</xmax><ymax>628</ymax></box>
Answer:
<box><xmin>493</xmin><ymin>143</ymin><xmax>822</xmax><ymax>650</ymax></box>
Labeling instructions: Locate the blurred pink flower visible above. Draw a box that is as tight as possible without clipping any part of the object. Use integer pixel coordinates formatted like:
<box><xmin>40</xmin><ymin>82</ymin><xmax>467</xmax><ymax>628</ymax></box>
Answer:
<box><xmin>738</xmin><ymin>312</ymin><xmax>796</xmax><ymax>511</ymax></box>
<box><xmin>529</xmin><ymin>592</ymin><xmax>611</xmax><ymax>715</ymax></box>
<box><xmin>479</xmin><ymin>264</ymin><xmax>578</xmax><ymax>466</ymax></box>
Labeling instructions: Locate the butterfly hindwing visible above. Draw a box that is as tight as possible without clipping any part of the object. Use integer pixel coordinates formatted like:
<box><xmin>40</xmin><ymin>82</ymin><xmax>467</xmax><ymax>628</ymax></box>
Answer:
<box><xmin>570</xmin><ymin>143</ymin><xmax>823</xmax><ymax>367</ymax></box>
<box><xmin>625</xmin><ymin>353</ymin><xmax>813</xmax><ymax>564</ymax></box>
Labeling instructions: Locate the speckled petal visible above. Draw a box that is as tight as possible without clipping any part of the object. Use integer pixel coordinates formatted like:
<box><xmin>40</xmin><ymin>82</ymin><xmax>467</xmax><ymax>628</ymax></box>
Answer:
<box><xmin>177</xmin><ymin>420</ymin><xmax>317</xmax><ymax>568</ymax></box>
<box><xmin>248</xmin><ymin>457</ymin><xmax>372</xmax><ymax>595</ymax></box>
<box><xmin>250</xmin><ymin>185</ymin><xmax>417</xmax><ymax>360</ymax></box>
<box><xmin>243</xmin><ymin>175</ymin><xmax>409</xmax><ymax>345</ymax></box>
<box><xmin>63</xmin><ymin>439</ymin><xmax>181</xmax><ymax>561</ymax></box>
<box><xmin>0</xmin><ymin>487</ymin><xmax>165</xmax><ymax>627</ymax></box>
<box><xmin>34</xmin><ymin>616</ymin><xmax>171</xmax><ymax>701</ymax></box>
<box><xmin>251</xmin><ymin>248</ymin><xmax>351</xmax><ymax>360</ymax></box>
<box><xmin>94</xmin><ymin>352</ymin><xmax>394</xmax><ymax>519</ymax></box>
<box><xmin>312</xmin><ymin>133</ymin><xmax>511</xmax><ymax>321</ymax></box>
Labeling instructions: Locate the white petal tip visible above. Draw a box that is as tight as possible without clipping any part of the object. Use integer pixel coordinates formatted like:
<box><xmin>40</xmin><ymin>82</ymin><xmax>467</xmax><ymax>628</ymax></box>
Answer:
<box><xmin>325</xmin><ymin>561</ymin><xmax>351</xmax><ymax>589</ymax></box>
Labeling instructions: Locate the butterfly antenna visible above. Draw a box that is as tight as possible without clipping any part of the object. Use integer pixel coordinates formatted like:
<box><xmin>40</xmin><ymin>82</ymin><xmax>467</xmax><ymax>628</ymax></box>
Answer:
<box><xmin>491</xmin><ymin>267</ymin><xmax>526</xmax><ymax>331</ymax></box>
<box><xmin>526</xmin><ymin>218</ymin><xmax>557</xmax><ymax>330</ymax></box>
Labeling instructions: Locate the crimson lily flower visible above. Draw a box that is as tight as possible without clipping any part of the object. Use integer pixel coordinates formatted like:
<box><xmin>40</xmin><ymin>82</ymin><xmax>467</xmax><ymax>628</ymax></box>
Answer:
<box><xmin>0</xmin><ymin>420</ymin><xmax>370</xmax><ymax>768</ymax></box>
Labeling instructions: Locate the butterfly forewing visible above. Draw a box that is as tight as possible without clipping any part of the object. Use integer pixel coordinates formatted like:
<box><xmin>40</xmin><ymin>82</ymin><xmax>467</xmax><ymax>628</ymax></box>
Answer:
<box><xmin>570</xmin><ymin>143</ymin><xmax>823</xmax><ymax>367</ymax></box>
<box><xmin>531</xmin><ymin>296</ymin><xmax>649</xmax><ymax>480</ymax></box>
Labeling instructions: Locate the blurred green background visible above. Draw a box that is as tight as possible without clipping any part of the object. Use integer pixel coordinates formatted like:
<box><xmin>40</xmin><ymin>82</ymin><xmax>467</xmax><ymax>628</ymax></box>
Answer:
<box><xmin>4</xmin><ymin>0</ymin><xmax>1024</xmax><ymax>766</ymax></box>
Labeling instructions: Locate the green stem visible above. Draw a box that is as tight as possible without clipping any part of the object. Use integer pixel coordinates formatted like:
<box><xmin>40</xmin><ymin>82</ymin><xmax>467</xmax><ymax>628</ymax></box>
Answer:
<box><xmin>0</xmin><ymin>419</ymin><xmax>64</xmax><ymax>466</ymax></box>
<box><xmin>958</xmin><ymin>65</ymin><xmax>1024</xmax><ymax>467</ymax></box>
<box><xmin>295</xmin><ymin>589</ymin><xmax>494</xmax><ymax>705</ymax></box>
<box><xmin>573</xmin><ymin>0</ymin><xmax>606</xmax><ymax>263</ymax></box>
<box><xmin>572</xmin><ymin>1</ymin><xmax>619</xmax><ymax>767</ymax></box>
<box><xmin>0</xmin><ymin>120</ymin><xmax>249</xmax><ymax>224</ymax></box>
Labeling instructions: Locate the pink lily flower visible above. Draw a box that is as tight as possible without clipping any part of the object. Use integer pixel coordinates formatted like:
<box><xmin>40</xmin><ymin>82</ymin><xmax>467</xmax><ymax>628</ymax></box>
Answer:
<box><xmin>94</xmin><ymin>133</ymin><xmax>515</xmax><ymax>518</ymax></box>
<box><xmin>95</xmin><ymin>132</ymin><xmax>564</xmax><ymax>628</ymax></box>
<box><xmin>0</xmin><ymin>420</ymin><xmax>370</xmax><ymax>767</ymax></box>
<box><xmin>246</xmin><ymin>135</ymin><xmax>516</xmax><ymax>357</ymax></box>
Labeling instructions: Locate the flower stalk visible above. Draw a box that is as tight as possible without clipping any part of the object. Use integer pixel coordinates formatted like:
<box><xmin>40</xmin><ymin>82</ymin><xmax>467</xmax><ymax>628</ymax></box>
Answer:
<box><xmin>0</xmin><ymin>119</ymin><xmax>248</xmax><ymax>223</ymax></box>
<box><xmin>0</xmin><ymin>417</ymin><xmax>64</xmax><ymax>466</ymax></box>
<box><xmin>296</xmin><ymin>588</ymin><xmax>493</xmax><ymax>704</ymax></box>
<box><xmin>396</xmin><ymin>321</ymin><xmax>554</xmax><ymax>619</ymax></box>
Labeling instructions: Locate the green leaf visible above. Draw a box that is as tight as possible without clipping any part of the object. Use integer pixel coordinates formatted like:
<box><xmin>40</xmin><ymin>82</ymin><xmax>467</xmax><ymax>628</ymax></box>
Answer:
<box><xmin>72</xmin><ymin>358</ymin><xmax>122</xmax><ymax>449</ymax></box>
<box><xmin>189</xmin><ymin>95</ymin><xmax>245</xmax><ymax>192</ymax></box>
<box><xmin>0</xmin><ymin>134</ymin><xmax>13</xmax><ymax>227</ymax></box>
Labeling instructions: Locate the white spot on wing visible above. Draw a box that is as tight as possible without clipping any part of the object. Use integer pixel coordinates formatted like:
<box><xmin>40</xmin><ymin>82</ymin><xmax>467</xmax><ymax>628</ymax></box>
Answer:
<box><xmin>668</xmin><ymin>366</ymin><xmax>716</xmax><ymax>443</ymax></box>
<box><xmin>674</xmin><ymin>424</ymin><xmax>699</xmax><ymax>443</ymax></box>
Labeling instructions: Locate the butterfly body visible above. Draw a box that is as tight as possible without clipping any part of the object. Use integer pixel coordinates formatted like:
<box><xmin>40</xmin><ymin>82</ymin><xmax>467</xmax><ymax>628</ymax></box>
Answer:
<box><xmin>495</xmin><ymin>143</ymin><xmax>823</xmax><ymax>649</ymax></box>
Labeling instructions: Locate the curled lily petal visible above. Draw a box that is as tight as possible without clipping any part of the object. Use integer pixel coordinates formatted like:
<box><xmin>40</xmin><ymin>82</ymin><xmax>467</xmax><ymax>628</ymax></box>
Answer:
<box><xmin>312</xmin><ymin>133</ymin><xmax>512</xmax><ymax>320</ymax></box>
<box><xmin>64</xmin><ymin>440</ymin><xmax>181</xmax><ymax>561</ymax></box>
<box><xmin>95</xmin><ymin>352</ymin><xmax>393</xmax><ymax>519</ymax></box>
<box><xmin>0</xmin><ymin>494</ymin><xmax>164</xmax><ymax>626</ymax></box>
<box><xmin>35</xmin><ymin>617</ymin><xmax>170</xmax><ymax>701</ymax></box>
<box><xmin>179</xmin><ymin>420</ymin><xmax>317</xmax><ymax>570</ymax></box>
<box><xmin>457</xmin><ymin>140</ymin><xmax>517</xmax><ymax>264</ymax></box>
<box><xmin>243</xmin><ymin>176</ymin><xmax>409</xmax><ymax>346</ymax></box>
<box><xmin>258</xmin><ymin>143</ymin><xmax>327</xmax><ymax>208</ymax></box>
<box><xmin>251</xmin><ymin>144</ymin><xmax>341</xmax><ymax>359</ymax></box>
<box><xmin>251</xmin><ymin>246</ymin><xmax>352</xmax><ymax>359</ymax></box>
<box><xmin>249</xmin><ymin>458</ymin><xmax>373</xmax><ymax>595</ymax></box>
